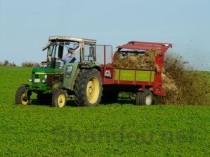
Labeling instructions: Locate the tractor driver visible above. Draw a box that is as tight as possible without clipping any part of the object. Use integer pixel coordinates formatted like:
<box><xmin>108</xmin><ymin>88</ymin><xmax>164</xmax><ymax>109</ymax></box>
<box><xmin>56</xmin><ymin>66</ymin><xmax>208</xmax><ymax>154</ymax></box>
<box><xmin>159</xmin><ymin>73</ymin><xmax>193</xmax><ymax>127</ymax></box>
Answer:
<box><xmin>62</xmin><ymin>48</ymin><xmax>76</xmax><ymax>63</ymax></box>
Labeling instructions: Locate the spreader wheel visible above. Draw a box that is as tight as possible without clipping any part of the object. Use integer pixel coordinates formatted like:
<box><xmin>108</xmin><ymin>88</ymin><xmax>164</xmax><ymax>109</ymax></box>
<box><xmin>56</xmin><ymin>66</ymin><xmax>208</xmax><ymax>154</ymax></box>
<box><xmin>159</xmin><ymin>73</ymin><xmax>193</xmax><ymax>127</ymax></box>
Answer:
<box><xmin>142</xmin><ymin>90</ymin><xmax>153</xmax><ymax>105</ymax></box>
<box><xmin>135</xmin><ymin>91</ymin><xmax>143</xmax><ymax>105</ymax></box>
<box><xmin>52</xmin><ymin>89</ymin><xmax>67</xmax><ymax>108</ymax></box>
<box><xmin>135</xmin><ymin>90</ymin><xmax>153</xmax><ymax>105</ymax></box>
<box><xmin>15</xmin><ymin>86</ymin><xmax>31</xmax><ymax>105</ymax></box>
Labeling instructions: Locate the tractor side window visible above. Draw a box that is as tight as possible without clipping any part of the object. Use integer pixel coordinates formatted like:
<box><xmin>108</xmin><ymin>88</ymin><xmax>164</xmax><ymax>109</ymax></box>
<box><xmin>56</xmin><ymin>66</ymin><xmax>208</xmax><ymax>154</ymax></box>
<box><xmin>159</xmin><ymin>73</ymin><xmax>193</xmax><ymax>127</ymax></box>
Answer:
<box><xmin>84</xmin><ymin>44</ymin><xmax>96</xmax><ymax>62</ymax></box>
<box><xmin>65</xmin><ymin>65</ymin><xmax>73</xmax><ymax>78</ymax></box>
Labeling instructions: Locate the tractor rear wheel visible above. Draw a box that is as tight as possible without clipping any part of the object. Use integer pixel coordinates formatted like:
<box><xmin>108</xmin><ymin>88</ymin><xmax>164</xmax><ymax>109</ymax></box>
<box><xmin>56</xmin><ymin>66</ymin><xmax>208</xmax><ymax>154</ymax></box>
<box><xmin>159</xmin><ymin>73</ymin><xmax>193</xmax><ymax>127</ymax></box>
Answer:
<box><xmin>15</xmin><ymin>86</ymin><xmax>31</xmax><ymax>105</ymax></box>
<box><xmin>74</xmin><ymin>69</ymin><xmax>102</xmax><ymax>107</ymax></box>
<box><xmin>52</xmin><ymin>89</ymin><xmax>67</xmax><ymax>108</ymax></box>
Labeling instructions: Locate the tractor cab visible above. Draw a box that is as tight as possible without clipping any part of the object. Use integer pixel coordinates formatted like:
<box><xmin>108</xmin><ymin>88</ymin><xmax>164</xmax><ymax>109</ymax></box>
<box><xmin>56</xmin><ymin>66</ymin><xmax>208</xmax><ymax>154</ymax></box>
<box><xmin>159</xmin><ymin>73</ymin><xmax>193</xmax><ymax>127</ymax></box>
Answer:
<box><xmin>41</xmin><ymin>36</ymin><xmax>97</xmax><ymax>69</ymax></box>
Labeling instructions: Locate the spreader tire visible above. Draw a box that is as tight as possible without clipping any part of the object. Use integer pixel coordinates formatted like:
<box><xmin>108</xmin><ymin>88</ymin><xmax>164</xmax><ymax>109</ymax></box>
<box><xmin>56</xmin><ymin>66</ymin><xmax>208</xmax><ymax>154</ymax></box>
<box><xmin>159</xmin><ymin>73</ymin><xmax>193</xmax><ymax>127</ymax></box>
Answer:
<box><xmin>135</xmin><ymin>90</ymin><xmax>153</xmax><ymax>105</ymax></box>
<box><xmin>52</xmin><ymin>89</ymin><xmax>67</xmax><ymax>108</ymax></box>
<box><xmin>135</xmin><ymin>91</ymin><xmax>143</xmax><ymax>105</ymax></box>
<box><xmin>15</xmin><ymin>85</ymin><xmax>31</xmax><ymax>105</ymax></box>
<box><xmin>142</xmin><ymin>90</ymin><xmax>153</xmax><ymax>105</ymax></box>
<box><xmin>74</xmin><ymin>69</ymin><xmax>102</xmax><ymax>107</ymax></box>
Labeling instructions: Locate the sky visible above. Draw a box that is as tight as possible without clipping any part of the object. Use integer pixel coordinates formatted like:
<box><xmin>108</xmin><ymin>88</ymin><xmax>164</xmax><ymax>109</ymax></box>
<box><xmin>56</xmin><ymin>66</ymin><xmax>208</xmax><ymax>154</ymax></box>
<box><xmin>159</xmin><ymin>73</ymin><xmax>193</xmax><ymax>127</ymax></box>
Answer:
<box><xmin>0</xmin><ymin>0</ymin><xmax>210</xmax><ymax>70</ymax></box>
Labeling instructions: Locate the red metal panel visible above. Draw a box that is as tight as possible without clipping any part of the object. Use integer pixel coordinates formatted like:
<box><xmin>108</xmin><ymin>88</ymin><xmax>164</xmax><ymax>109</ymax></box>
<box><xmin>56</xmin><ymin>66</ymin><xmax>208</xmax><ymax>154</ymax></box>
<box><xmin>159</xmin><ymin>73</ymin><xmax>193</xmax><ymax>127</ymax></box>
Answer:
<box><xmin>117</xmin><ymin>41</ymin><xmax>172</xmax><ymax>54</ymax></box>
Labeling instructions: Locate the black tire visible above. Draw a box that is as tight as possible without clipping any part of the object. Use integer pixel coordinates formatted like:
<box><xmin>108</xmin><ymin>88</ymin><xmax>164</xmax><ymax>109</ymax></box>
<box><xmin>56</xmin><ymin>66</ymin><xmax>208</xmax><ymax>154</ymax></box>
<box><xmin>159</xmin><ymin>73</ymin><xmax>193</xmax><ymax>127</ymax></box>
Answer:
<box><xmin>135</xmin><ymin>91</ymin><xmax>143</xmax><ymax>105</ymax></box>
<box><xmin>15</xmin><ymin>86</ymin><xmax>31</xmax><ymax>105</ymax></box>
<box><xmin>143</xmin><ymin>90</ymin><xmax>153</xmax><ymax>105</ymax></box>
<box><xmin>52</xmin><ymin>89</ymin><xmax>67</xmax><ymax>108</ymax></box>
<box><xmin>74</xmin><ymin>69</ymin><xmax>102</xmax><ymax>107</ymax></box>
<box><xmin>135</xmin><ymin>90</ymin><xmax>153</xmax><ymax>105</ymax></box>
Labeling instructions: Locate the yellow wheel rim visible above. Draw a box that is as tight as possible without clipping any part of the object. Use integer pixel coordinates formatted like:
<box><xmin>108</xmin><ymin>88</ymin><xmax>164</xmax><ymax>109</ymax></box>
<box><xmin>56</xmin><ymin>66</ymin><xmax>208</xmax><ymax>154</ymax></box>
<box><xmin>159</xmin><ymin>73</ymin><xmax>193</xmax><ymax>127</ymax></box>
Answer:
<box><xmin>57</xmin><ymin>94</ymin><xmax>65</xmax><ymax>108</ymax></box>
<box><xmin>21</xmin><ymin>93</ymin><xmax>29</xmax><ymax>105</ymax></box>
<box><xmin>86</xmin><ymin>76</ymin><xmax>100</xmax><ymax>104</ymax></box>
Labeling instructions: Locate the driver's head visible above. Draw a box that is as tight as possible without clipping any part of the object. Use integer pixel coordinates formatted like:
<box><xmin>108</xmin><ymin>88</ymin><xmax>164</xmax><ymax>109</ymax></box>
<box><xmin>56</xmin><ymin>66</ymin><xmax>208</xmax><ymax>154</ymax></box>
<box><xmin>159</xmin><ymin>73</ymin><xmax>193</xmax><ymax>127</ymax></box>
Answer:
<box><xmin>68</xmin><ymin>48</ymin><xmax>74</xmax><ymax>54</ymax></box>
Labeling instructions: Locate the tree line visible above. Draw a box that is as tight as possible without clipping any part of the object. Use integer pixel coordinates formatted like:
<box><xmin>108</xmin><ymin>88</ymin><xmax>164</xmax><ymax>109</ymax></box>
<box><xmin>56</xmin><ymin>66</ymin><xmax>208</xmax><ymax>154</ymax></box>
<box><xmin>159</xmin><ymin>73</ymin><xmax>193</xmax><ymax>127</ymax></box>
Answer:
<box><xmin>0</xmin><ymin>60</ymin><xmax>40</xmax><ymax>67</ymax></box>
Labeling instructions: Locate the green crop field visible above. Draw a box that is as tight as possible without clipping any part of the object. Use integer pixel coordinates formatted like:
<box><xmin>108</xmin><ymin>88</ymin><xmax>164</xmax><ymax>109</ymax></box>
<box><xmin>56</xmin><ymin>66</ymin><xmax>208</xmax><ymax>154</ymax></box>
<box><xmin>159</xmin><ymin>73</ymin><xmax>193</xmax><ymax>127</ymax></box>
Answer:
<box><xmin>0</xmin><ymin>66</ymin><xmax>210</xmax><ymax>156</ymax></box>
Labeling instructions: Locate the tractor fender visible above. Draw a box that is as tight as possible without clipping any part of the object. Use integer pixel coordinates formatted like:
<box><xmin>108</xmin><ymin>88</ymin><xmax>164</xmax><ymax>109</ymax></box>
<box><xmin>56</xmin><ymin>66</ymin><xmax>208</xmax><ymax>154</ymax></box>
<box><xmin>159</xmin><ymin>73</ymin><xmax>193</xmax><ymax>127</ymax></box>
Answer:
<box><xmin>92</xmin><ymin>65</ymin><xmax>101</xmax><ymax>72</ymax></box>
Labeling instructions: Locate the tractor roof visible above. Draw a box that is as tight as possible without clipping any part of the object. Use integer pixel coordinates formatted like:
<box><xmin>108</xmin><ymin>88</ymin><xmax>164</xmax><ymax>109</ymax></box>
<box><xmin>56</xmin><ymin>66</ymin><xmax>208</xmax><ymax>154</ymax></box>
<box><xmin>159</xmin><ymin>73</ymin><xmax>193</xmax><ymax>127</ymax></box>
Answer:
<box><xmin>117</xmin><ymin>41</ymin><xmax>172</xmax><ymax>53</ymax></box>
<box><xmin>49</xmin><ymin>36</ymin><xmax>96</xmax><ymax>44</ymax></box>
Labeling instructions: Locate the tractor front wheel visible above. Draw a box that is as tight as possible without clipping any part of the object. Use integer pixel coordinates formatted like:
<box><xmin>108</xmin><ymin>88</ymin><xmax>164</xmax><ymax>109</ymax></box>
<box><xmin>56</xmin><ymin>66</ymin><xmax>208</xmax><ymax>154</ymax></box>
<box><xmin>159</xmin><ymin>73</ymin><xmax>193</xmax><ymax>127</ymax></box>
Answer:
<box><xmin>52</xmin><ymin>89</ymin><xmax>67</xmax><ymax>108</ymax></box>
<box><xmin>15</xmin><ymin>86</ymin><xmax>31</xmax><ymax>105</ymax></box>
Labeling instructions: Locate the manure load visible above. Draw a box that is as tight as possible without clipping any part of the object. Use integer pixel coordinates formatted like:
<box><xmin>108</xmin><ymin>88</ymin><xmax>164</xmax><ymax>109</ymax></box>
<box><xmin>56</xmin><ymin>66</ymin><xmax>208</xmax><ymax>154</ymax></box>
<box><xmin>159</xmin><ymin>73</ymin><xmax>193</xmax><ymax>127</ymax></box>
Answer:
<box><xmin>112</xmin><ymin>49</ymin><xmax>160</xmax><ymax>70</ymax></box>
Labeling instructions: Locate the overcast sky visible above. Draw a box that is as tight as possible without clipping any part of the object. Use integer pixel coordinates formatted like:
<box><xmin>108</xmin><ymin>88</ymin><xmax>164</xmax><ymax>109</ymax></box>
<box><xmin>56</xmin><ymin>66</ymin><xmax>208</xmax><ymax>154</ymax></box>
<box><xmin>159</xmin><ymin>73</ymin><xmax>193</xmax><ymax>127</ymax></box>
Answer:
<box><xmin>0</xmin><ymin>0</ymin><xmax>209</xmax><ymax>70</ymax></box>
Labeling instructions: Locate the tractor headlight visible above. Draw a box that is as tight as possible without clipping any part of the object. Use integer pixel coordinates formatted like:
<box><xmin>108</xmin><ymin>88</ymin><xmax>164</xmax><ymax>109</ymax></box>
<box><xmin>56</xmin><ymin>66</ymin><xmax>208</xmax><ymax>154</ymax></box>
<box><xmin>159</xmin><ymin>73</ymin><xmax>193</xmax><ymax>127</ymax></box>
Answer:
<box><xmin>42</xmin><ymin>79</ymin><xmax>46</xmax><ymax>83</ymax></box>
<box><xmin>42</xmin><ymin>75</ymin><xmax>47</xmax><ymax>83</ymax></box>
<box><xmin>29</xmin><ymin>76</ymin><xmax>33</xmax><ymax>82</ymax></box>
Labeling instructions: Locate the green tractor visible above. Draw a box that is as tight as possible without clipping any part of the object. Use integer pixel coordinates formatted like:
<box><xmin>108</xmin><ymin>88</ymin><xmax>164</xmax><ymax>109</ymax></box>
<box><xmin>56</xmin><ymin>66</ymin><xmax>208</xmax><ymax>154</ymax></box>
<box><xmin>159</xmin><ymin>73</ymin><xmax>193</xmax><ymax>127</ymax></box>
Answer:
<box><xmin>15</xmin><ymin>36</ymin><xmax>103</xmax><ymax>107</ymax></box>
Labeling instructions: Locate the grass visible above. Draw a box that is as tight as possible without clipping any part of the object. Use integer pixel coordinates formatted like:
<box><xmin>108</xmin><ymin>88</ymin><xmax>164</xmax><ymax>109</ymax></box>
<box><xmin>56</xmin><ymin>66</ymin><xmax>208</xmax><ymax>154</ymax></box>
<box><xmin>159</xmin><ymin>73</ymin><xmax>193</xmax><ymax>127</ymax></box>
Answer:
<box><xmin>0</xmin><ymin>66</ymin><xmax>210</xmax><ymax>156</ymax></box>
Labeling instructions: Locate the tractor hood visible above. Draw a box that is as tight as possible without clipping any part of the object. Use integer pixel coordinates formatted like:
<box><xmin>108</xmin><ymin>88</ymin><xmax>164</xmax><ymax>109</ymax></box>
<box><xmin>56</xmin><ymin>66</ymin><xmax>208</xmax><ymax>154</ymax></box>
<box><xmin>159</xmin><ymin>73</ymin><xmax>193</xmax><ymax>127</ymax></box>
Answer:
<box><xmin>32</xmin><ymin>67</ymin><xmax>63</xmax><ymax>75</ymax></box>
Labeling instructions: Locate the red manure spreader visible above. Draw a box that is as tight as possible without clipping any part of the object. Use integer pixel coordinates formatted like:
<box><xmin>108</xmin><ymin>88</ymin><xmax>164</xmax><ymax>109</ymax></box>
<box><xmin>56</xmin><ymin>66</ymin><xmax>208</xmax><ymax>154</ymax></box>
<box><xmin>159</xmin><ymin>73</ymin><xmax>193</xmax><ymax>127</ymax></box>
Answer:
<box><xmin>100</xmin><ymin>41</ymin><xmax>172</xmax><ymax>105</ymax></box>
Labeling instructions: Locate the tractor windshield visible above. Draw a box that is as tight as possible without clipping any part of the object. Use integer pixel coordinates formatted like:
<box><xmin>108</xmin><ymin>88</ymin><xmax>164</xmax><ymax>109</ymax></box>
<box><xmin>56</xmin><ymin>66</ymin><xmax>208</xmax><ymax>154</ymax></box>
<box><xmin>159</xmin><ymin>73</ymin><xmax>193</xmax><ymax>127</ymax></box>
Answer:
<box><xmin>41</xmin><ymin>41</ymin><xmax>80</xmax><ymax>68</ymax></box>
